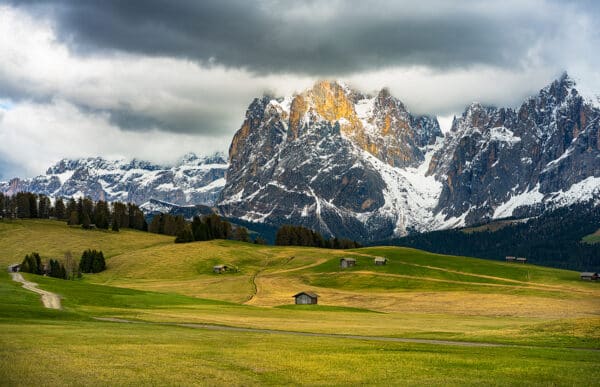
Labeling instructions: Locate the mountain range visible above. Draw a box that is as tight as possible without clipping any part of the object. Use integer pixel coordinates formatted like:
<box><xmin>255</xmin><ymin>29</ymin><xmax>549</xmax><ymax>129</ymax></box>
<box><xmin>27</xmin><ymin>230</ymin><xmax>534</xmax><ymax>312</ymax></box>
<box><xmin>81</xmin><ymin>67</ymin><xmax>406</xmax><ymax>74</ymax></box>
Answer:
<box><xmin>2</xmin><ymin>73</ymin><xmax>599</xmax><ymax>241</ymax></box>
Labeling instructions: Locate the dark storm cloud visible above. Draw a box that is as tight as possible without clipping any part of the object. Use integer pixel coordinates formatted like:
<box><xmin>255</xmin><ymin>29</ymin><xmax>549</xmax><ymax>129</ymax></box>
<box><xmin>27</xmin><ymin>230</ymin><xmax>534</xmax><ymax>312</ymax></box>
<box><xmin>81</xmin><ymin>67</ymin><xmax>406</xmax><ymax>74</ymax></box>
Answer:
<box><xmin>10</xmin><ymin>0</ymin><xmax>595</xmax><ymax>75</ymax></box>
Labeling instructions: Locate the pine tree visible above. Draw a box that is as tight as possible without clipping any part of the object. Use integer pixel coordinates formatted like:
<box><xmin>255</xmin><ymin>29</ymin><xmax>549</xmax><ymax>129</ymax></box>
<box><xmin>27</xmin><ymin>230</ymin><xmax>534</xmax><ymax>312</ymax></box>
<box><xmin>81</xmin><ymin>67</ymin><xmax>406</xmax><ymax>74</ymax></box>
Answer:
<box><xmin>175</xmin><ymin>224</ymin><xmax>195</xmax><ymax>243</ymax></box>
<box><xmin>28</xmin><ymin>193</ymin><xmax>38</xmax><ymax>218</ymax></box>
<box><xmin>91</xmin><ymin>251</ymin><xmax>106</xmax><ymax>273</ymax></box>
<box><xmin>54</xmin><ymin>198</ymin><xmax>66</xmax><ymax>219</ymax></box>
<box><xmin>234</xmin><ymin>226</ymin><xmax>250</xmax><ymax>242</ymax></box>
<box><xmin>38</xmin><ymin>195</ymin><xmax>50</xmax><ymax>218</ymax></box>
<box><xmin>68</xmin><ymin>211</ymin><xmax>79</xmax><ymax>225</ymax></box>
<box><xmin>111</xmin><ymin>219</ymin><xmax>120</xmax><ymax>232</ymax></box>
<box><xmin>82</xmin><ymin>212</ymin><xmax>91</xmax><ymax>229</ymax></box>
<box><xmin>15</xmin><ymin>192</ymin><xmax>30</xmax><ymax>218</ymax></box>
<box><xmin>254</xmin><ymin>237</ymin><xmax>267</xmax><ymax>245</ymax></box>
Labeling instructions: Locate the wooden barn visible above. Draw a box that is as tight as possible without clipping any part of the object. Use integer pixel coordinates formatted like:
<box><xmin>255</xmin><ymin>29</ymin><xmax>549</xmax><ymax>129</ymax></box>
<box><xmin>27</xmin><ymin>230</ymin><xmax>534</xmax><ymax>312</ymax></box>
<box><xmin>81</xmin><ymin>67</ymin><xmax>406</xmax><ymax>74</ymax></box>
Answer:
<box><xmin>516</xmin><ymin>257</ymin><xmax>527</xmax><ymax>264</ymax></box>
<box><xmin>293</xmin><ymin>292</ymin><xmax>318</xmax><ymax>305</ymax></box>
<box><xmin>580</xmin><ymin>272</ymin><xmax>599</xmax><ymax>281</ymax></box>
<box><xmin>374</xmin><ymin>257</ymin><xmax>387</xmax><ymax>265</ymax></box>
<box><xmin>213</xmin><ymin>264</ymin><xmax>229</xmax><ymax>274</ymax></box>
<box><xmin>7</xmin><ymin>264</ymin><xmax>20</xmax><ymax>273</ymax></box>
<box><xmin>505</xmin><ymin>256</ymin><xmax>516</xmax><ymax>262</ymax></box>
<box><xmin>340</xmin><ymin>258</ymin><xmax>356</xmax><ymax>269</ymax></box>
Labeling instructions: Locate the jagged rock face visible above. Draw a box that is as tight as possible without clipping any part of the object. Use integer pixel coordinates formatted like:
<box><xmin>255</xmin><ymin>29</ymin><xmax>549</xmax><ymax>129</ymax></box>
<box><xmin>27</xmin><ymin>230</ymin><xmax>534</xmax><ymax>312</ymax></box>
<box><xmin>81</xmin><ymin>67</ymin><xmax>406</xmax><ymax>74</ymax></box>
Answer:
<box><xmin>220</xmin><ymin>81</ymin><xmax>442</xmax><ymax>240</ymax></box>
<box><xmin>429</xmin><ymin>73</ymin><xmax>600</xmax><ymax>223</ymax></box>
<box><xmin>0</xmin><ymin>153</ymin><xmax>228</xmax><ymax>206</ymax></box>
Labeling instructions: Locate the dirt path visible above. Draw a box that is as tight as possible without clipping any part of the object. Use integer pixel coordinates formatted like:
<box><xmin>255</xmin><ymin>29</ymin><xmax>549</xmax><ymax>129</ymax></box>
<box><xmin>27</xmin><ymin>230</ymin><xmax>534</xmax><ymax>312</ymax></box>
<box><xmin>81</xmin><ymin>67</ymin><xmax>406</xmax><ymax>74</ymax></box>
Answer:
<box><xmin>10</xmin><ymin>272</ymin><xmax>62</xmax><ymax>309</ymax></box>
<box><xmin>93</xmin><ymin>317</ymin><xmax>503</xmax><ymax>347</ymax></box>
<box><xmin>93</xmin><ymin>317</ymin><xmax>599</xmax><ymax>352</ymax></box>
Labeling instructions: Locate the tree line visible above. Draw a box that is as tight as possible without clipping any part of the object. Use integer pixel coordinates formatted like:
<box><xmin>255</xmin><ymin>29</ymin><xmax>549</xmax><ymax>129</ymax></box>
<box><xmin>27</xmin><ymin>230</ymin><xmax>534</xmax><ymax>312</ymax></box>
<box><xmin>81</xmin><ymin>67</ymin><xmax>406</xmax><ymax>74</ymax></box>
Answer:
<box><xmin>386</xmin><ymin>202</ymin><xmax>600</xmax><ymax>272</ymax></box>
<box><xmin>149</xmin><ymin>212</ymin><xmax>267</xmax><ymax>244</ymax></box>
<box><xmin>0</xmin><ymin>192</ymin><xmax>146</xmax><ymax>231</ymax></box>
<box><xmin>275</xmin><ymin>225</ymin><xmax>361</xmax><ymax>249</ymax></box>
<box><xmin>19</xmin><ymin>249</ymin><xmax>106</xmax><ymax>280</ymax></box>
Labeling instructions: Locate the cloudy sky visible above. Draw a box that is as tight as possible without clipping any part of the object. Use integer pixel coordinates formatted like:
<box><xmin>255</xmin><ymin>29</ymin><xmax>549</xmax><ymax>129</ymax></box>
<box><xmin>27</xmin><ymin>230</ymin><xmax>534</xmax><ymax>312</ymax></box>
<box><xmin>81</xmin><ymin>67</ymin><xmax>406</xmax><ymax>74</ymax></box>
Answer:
<box><xmin>1</xmin><ymin>0</ymin><xmax>599</xmax><ymax>179</ymax></box>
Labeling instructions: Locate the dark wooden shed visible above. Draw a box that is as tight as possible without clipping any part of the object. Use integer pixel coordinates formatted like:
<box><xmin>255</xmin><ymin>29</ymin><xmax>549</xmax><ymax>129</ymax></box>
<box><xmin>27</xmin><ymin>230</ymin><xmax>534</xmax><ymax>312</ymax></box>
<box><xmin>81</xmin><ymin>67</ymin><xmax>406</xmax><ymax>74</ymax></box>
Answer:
<box><xmin>213</xmin><ymin>264</ymin><xmax>228</xmax><ymax>274</ymax></box>
<box><xmin>293</xmin><ymin>292</ymin><xmax>318</xmax><ymax>305</ymax></box>
<box><xmin>516</xmin><ymin>257</ymin><xmax>527</xmax><ymax>264</ymax></box>
<box><xmin>340</xmin><ymin>258</ymin><xmax>356</xmax><ymax>269</ymax></box>
<box><xmin>374</xmin><ymin>257</ymin><xmax>387</xmax><ymax>265</ymax></box>
<box><xmin>580</xmin><ymin>272</ymin><xmax>599</xmax><ymax>281</ymax></box>
<box><xmin>7</xmin><ymin>264</ymin><xmax>20</xmax><ymax>273</ymax></box>
<box><xmin>505</xmin><ymin>256</ymin><xmax>516</xmax><ymax>262</ymax></box>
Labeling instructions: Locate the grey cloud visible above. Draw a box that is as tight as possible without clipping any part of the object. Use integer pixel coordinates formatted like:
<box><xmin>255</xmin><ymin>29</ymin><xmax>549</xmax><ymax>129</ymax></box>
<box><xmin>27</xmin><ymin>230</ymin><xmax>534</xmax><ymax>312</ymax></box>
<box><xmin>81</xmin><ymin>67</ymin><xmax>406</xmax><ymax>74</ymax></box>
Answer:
<box><xmin>11</xmin><ymin>0</ymin><xmax>598</xmax><ymax>75</ymax></box>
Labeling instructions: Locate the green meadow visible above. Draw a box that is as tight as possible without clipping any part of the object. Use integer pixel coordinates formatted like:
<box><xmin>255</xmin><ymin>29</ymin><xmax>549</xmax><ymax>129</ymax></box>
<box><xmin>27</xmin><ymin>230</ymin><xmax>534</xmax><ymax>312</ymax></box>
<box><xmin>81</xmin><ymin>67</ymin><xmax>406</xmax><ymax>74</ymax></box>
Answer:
<box><xmin>1</xmin><ymin>219</ymin><xmax>599</xmax><ymax>385</ymax></box>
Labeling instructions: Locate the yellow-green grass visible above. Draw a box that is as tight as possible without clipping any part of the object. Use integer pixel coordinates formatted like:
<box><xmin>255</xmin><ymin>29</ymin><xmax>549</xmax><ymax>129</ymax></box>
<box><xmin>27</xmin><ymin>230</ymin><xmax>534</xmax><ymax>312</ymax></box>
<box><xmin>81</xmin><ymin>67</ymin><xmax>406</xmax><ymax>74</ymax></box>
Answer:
<box><xmin>1</xmin><ymin>267</ymin><xmax>600</xmax><ymax>384</ymax></box>
<box><xmin>1</xmin><ymin>219</ymin><xmax>599</xmax><ymax>349</ymax></box>
<box><xmin>0</xmin><ymin>219</ymin><xmax>173</xmax><ymax>267</ymax></box>
<box><xmin>582</xmin><ymin>228</ymin><xmax>600</xmax><ymax>244</ymax></box>
<box><xmin>2</xmin><ymin>319</ymin><xmax>599</xmax><ymax>386</ymax></box>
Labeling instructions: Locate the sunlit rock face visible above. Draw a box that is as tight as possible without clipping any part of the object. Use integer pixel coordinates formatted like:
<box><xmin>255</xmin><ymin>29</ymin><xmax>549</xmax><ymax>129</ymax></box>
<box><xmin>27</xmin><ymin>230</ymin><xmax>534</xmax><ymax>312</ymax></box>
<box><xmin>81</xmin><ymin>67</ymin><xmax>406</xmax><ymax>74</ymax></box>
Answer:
<box><xmin>220</xmin><ymin>75</ymin><xmax>600</xmax><ymax>241</ymax></box>
<box><xmin>220</xmin><ymin>80</ymin><xmax>442</xmax><ymax>241</ymax></box>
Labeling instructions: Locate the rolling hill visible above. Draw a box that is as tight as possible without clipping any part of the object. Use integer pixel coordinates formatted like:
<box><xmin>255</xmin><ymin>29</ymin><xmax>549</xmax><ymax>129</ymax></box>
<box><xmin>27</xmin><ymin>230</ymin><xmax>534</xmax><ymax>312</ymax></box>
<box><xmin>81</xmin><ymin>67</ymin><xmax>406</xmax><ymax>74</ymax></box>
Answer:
<box><xmin>1</xmin><ymin>219</ymin><xmax>599</xmax><ymax>384</ymax></box>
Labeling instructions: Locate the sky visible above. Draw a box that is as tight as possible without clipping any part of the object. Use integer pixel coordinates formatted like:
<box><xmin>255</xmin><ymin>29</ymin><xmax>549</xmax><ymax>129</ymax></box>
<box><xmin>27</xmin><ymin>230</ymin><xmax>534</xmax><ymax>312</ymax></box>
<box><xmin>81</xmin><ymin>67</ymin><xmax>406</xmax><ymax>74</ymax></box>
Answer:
<box><xmin>0</xmin><ymin>0</ymin><xmax>599</xmax><ymax>179</ymax></box>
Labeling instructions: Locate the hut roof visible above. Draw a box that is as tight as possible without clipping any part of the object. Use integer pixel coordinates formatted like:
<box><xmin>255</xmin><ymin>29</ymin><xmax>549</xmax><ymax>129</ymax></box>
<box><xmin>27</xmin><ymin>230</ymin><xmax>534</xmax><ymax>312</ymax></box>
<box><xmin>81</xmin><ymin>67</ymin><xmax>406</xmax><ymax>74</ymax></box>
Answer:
<box><xmin>374</xmin><ymin>257</ymin><xmax>387</xmax><ymax>262</ymax></box>
<box><xmin>341</xmin><ymin>257</ymin><xmax>356</xmax><ymax>262</ymax></box>
<box><xmin>213</xmin><ymin>264</ymin><xmax>227</xmax><ymax>269</ymax></box>
<box><xmin>580</xmin><ymin>272</ymin><xmax>598</xmax><ymax>276</ymax></box>
<box><xmin>293</xmin><ymin>291</ymin><xmax>318</xmax><ymax>299</ymax></box>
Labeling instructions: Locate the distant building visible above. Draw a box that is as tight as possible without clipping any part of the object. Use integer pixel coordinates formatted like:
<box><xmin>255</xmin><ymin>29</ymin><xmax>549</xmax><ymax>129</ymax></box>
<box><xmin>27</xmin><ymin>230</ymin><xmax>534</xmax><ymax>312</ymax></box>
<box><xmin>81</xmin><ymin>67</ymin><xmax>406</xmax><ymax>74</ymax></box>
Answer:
<box><xmin>374</xmin><ymin>257</ymin><xmax>387</xmax><ymax>265</ymax></box>
<box><xmin>293</xmin><ymin>292</ymin><xmax>318</xmax><ymax>305</ymax></box>
<box><xmin>340</xmin><ymin>258</ymin><xmax>356</xmax><ymax>269</ymax></box>
<box><xmin>213</xmin><ymin>264</ymin><xmax>229</xmax><ymax>274</ymax></box>
<box><xmin>505</xmin><ymin>256</ymin><xmax>516</xmax><ymax>262</ymax></box>
<box><xmin>580</xmin><ymin>272</ymin><xmax>599</xmax><ymax>281</ymax></box>
<box><xmin>7</xmin><ymin>264</ymin><xmax>20</xmax><ymax>273</ymax></box>
<box><xmin>516</xmin><ymin>257</ymin><xmax>527</xmax><ymax>264</ymax></box>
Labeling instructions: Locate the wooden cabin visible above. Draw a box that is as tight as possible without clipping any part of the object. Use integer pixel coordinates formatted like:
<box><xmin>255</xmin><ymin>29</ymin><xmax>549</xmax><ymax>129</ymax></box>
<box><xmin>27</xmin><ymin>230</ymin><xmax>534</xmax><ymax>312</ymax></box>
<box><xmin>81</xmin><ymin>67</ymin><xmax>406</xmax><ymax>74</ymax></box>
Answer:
<box><xmin>516</xmin><ymin>257</ymin><xmax>527</xmax><ymax>264</ymax></box>
<box><xmin>293</xmin><ymin>292</ymin><xmax>318</xmax><ymax>305</ymax></box>
<box><xmin>505</xmin><ymin>256</ymin><xmax>516</xmax><ymax>262</ymax></box>
<box><xmin>7</xmin><ymin>264</ymin><xmax>20</xmax><ymax>273</ymax></box>
<box><xmin>374</xmin><ymin>257</ymin><xmax>387</xmax><ymax>265</ymax></box>
<box><xmin>340</xmin><ymin>258</ymin><xmax>356</xmax><ymax>269</ymax></box>
<box><xmin>213</xmin><ymin>264</ymin><xmax>228</xmax><ymax>274</ymax></box>
<box><xmin>580</xmin><ymin>272</ymin><xmax>599</xmax><ymax>281</ymax></box>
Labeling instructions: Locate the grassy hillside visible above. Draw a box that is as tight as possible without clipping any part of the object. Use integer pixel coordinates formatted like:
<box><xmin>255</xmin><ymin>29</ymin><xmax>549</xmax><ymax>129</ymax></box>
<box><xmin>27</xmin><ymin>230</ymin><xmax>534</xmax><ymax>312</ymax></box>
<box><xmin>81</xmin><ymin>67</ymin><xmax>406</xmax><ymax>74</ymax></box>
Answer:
<box><xmin>1</xmin><ymin>219</ymin><xmax>599</xmax><ymax>384</ymax></box>
<box><xmin>583</xmin><ymin>228</ymin><xmax>600</xmax><ymax>244</ymax></box>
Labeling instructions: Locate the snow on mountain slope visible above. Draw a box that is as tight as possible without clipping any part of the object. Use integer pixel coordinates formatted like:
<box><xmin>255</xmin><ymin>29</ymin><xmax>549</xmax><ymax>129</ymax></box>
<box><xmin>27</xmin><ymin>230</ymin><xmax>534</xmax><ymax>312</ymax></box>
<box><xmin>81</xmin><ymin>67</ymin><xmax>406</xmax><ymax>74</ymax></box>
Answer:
<box><xmin>0</xmin><ymin>153</ymin><xmax>228</xmax><ymax>206</ymax></box>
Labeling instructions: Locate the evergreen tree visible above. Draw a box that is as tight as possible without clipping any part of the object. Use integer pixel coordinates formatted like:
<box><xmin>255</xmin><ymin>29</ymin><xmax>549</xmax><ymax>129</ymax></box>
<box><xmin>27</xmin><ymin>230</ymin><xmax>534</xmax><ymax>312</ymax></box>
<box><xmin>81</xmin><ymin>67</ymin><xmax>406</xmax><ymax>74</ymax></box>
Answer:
<box><xmin>175</xmin><ymin>224</ymin><xmax>195</xmax><ymax>243</ymax></box>
<box><xmin>54</xmin><ymin>198</ymin><xmax>66</xmax><ymax>219</ymax></box>
<box><xmin>82</xmin><ymin>212</ymin><xmax>91</xmax><ymax>229</ymax></box>
<box><xmin>68</xmin><ymin>211</ymin><xmax>79</xmax><ymax>226</ymax></box>
<box><xmin>254</xmin><ymin>237</ymin><xmax>267</xmax><ymax>245</ymax></box>
<box><xmin>91</xmin><ymin>251</ymin><xmax>106</xmax><ymax>273</ymax></box>
<box><xmin>15</xmin><ymin>192</ymin><xmax>30</xmax><ymax>218</ymax></box>
<box><xmin>28</xmin><ymin>193</ymin><xmax>38</xmax><ymax>218</ymax></box>
<box><xmin>111</xmin><ymin>219</ymin><xmax>120</xmax><ymax>232</ymax></box>
<box><xmin>234</xmin><ymin>226</ymin><xmax>250</xmax><ymax>243</ymax></box>
<box><xmin>94</xmin><ymin>200</ymin><xmax>110</xmax><ymax>229</ymax></box>
<box><xmin>38</xmin><ymin>195</ymin><xmax>50</xmax><ymax>218</ymax></box>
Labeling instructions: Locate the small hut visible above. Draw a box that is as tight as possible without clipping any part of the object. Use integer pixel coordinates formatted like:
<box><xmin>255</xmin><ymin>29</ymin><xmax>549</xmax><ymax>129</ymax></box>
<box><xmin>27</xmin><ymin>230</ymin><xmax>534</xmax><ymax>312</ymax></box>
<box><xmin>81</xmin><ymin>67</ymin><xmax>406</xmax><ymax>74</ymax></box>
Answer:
<box><xmin>580</xmin><ymin>272</ymin><xmax>599</xmax><ymax>281</ymax></box>
<box><xmin>340</xmin><ymin>258</ymin><xmax>356</xmax><ymax>269</ymax></box>
<box><xmin>505</xmin><ymin>256</ymin><xmax>516</xmax><ymax>263</ymax></box>
<box><xmin>293</xmin><ymin>292</ymin><xmax>318</xmax><ymax>305</ymax></box>
<box><xmin>7</xmin><ymin>264</ymin><xmax>20</xmax><ymax>273</ymax></box>
<box><xmin>516</xmin><ymin>257</ymin><xmax>527</xmax><ymax>264</ymax></box>
<box><xmin>374</xmin><ymin>257</ymin><xmax>387</xmax><ymax>266</ymax></box>
<box><xmin>213</xmin><ymin>264</ymin><xmax>228</xmax><ymax>274</ymax></box>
